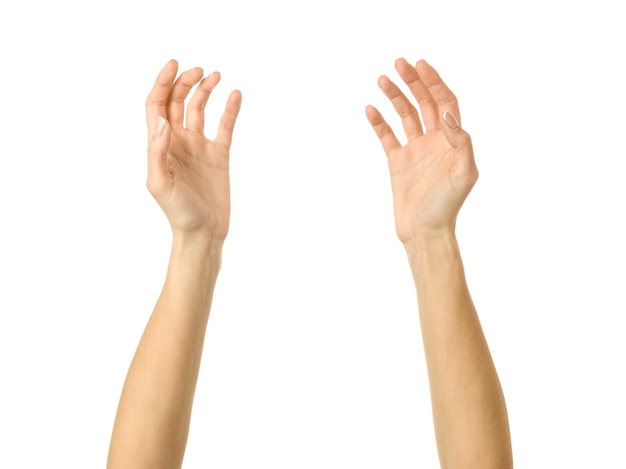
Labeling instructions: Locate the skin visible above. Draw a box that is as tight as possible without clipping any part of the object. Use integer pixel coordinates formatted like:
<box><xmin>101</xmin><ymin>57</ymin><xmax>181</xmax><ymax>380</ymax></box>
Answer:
<box><xmin>106</xmin><ymin>60</ymin><xmax>241</xmax><ymax>469</ymax></box>
<box><xmin>107</xmin><ymin>58</ymin><xmax>512</xmax><ymax>469</ymax></box>
<box><xmin>366</xmin><ymin>58</ymin><xmax>513</xmax><ymax>469</ymax></box>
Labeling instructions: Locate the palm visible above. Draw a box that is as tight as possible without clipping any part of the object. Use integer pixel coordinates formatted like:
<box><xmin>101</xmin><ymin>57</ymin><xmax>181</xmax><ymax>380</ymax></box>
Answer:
<box><xmin>164</xmin><ymin>130</ymin><xmax>231</xmax><ymax>237</ymax></box>
<box><xmin>388</xmin><ymin>130</ymin><xmax>468</xmax><ymax>241</ymax></box>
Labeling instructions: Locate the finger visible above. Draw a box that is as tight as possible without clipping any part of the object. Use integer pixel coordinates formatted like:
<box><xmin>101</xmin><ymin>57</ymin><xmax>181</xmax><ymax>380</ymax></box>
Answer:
<box><xmin>146</xmin><ymin>60</ymin><xmax>178</xmax><ymax>139</ymax></box>
<box><xmin>214</xmin><ymin>89</ymin><xmax>242</xmax><ymax>150</ymax></box>
<box><xmin>442</xmin><ymin>110</ymin><xmax>472</xmax><ymax>149</ymax></box>
<box><xmin>146</xmin><ymin>116</ymin><xmax>173</xmax><ymax>198</ymax></box>
<box><xmin>441</xmin><ymin>110</ymin><xmax>477</xmax><ymax>188</ymax></box>
<box><xmin>365</xmin><ymin>105</ymin><xmax>402</xmax><ymax>156</ymax></box>
<box><xmin>186</xmin><ymin>71</ymin><xmax>221</xmax><ymax>133</ymax></box>
<box><xmin>377</xmin><ymin>74</ymin><xmax>424</xmax><ymax>139</ymax></box>
<box><xmin>415</xmin><ymin>59</ymin><xmax>461</xmax><ymax>128</ymax></box>
<box><xmin>166</xmin><ymin>67</ymin><xmax>204</xmax><ymax>128</ymax></box>
<box><xmin>394</xmin><ymin>58</ymin><xmax>439</xmax><ymax>131</ymax></box>
<box><xmin>442</xmin><ymin>110</ymin><xmax>461</xmax><ymax>148</ymax></box>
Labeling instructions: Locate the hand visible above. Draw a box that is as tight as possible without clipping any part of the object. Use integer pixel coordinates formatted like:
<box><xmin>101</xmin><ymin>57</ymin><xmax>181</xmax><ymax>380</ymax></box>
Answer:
<box><xmin>145</xmin><ymin>60</ymin><xmax>242</xmax><ymax>240</ymax></box>
<box><xmin>366</xmin><ymin>59</ymin><xmax>478</xmax><ymax>244</ymax></box>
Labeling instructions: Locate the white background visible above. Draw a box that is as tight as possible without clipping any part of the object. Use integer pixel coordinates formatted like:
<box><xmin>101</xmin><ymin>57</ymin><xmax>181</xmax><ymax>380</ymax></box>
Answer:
<box><xmin>1</xmin><ymin>0</ymin><xmax>625</xmax><ymax>467</ymax></box>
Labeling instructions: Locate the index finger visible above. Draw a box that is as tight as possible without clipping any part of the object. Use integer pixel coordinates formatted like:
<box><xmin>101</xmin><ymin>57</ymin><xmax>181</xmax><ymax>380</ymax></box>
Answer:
<box><xmin>145</xmin><ymin>60</ymin><xmax>179</xmax><ymax>137</ymax></box>
<box><xmin>415</xmin><ymin>60</ymin><xmax>461</xmax><ymax>126</ymax></box>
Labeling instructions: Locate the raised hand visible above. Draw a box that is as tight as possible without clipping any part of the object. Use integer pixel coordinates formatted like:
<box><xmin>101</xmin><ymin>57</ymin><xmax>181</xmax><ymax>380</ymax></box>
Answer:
<box><xmin>145</xmin><ymin>60</ymin><xmax>242</xmax><ymax>240</ymax></box>
<box><xmin>366</xmin><ymin>59</ymin><xmax>478</xmax><ymax>243</ymax></box>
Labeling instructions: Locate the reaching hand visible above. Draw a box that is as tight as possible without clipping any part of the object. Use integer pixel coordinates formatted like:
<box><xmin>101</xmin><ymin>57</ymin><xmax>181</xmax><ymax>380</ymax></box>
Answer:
<box><xmin>366</xmin><ymin>59</ymin><xmax>478</xmax><ymax>244</ymax></box>
<box><xmin>145</xmin><ymin>60</ymin><xmax>242</xmax><ymax>240</ymax></box>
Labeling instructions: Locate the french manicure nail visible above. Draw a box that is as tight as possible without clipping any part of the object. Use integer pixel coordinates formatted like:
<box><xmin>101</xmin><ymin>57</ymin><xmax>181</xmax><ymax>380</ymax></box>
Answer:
<box><xmin>443</xmin><ymin>110</ymin><xmax>459</xmax><ymax>129</ymax></box>
<box><xmin>155</xmin><ymin>116</ymin><xmax>166</xmax><ymax>137</ymax></box>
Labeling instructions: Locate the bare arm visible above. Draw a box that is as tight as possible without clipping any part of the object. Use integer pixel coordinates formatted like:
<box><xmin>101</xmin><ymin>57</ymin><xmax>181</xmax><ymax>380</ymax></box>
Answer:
<box><xmin>366</xmin><ymin>58</ymin><xmax>512</xmax><ymax>469</ymax></box>
<box><xmin>107</xmin><ymin>60</ymin><xmax>242</xmax><ymax>469</ymax></box>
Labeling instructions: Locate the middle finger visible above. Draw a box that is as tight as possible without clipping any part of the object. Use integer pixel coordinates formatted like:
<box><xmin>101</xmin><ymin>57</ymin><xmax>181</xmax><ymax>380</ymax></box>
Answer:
<box><xmin>167</xmin><ymin>67</ymin><xmax>204</xmax><ymax>128</ymax></box>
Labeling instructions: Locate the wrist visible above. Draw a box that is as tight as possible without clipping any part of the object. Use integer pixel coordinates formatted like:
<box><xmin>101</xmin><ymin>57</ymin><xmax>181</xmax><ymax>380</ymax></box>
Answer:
<box><xmin>170</xmin><ymin>232</ymin><xmax>224</xmax><ymax>271</ymax></box>
<box><xmin>403</xmin><ymin>228</ymin><xmax>461</xmax><ymax>270</ymax></box>
<box><xmin>403</xmin><ymin>226</ymin><xmax>457</xmax><ymax>251</ymax></box>
<box><xmin>172</xmin><ymin>230</ymin><xmax>225</xmax><ymax>251</ymax></box>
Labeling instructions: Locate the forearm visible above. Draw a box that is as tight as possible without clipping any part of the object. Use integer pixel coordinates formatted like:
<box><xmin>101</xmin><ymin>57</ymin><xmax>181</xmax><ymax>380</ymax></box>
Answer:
<box><xmin>406</xmin><ymin>231</ymin><xmax>512</xmax><ymax>469</ymax></box>
<box><xmin>107</xmin><ymin>234</ymin><xmax>223</xmax><ymax>469</ymax></box>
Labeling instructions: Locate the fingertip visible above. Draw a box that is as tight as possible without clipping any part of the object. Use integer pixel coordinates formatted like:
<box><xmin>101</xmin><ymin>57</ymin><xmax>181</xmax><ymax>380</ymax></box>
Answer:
<box><xmin>163</xmin><ymin>59</ymin><xmax>178</xmax><ymax>74</ymax></box>
<box><xmin>366</xmin><ymin>105</ymin><xmax>385</xmax><ymax>127</ymax></box>
<box><xmin>441</xmin><ymin>109</ymin><xmax>463</xmax><ymax>145</ymax></box>
<box><xmin>394</xmin><ymin>57</ymin><xmax>409</xmax><ymax>70</ymax></box>
<box><xmin>377</xmin><ymin>75</ymin><xmax>390</xmax><ymax>88</ymax></box>
<box><xmin>415</xmin><ymin>59</ymin><xmax>431</xmax><ymax>73</ymax></box>
<box><xmin>155</xmin><ymin>116</ymin><xmax>167</xmax><ymax>137</ymax></box>
<box><xmin>228</xmin><ymin>89</ymin><xmax>243</xmax><ymax>108</ymax></box>
<box><xmin>442</xmin><ymin>110</ymin><xmax>460</xmax><ymax>130</ymax></box>
<box><xmin>156</xmin><ymin>60</ymin><xmax>179</xmax><ymax>83</ymax></box>
<box><xmin>185</xmin><ymin>67</ymin><xmax>204</xmax><ymax>81</ymax></box>
<box><xmin>197</xmin><ymin>71</ymin><xmax>220</xmax><ymax>92</ymax></box>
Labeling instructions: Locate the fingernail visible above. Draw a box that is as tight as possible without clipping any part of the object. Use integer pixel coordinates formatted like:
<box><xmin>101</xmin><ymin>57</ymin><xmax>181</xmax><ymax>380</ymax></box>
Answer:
<box><xmin>155</xmin><ymin>116</ymin><xmax>166</xmax><ymax>137</ymax></box>
<box><xmin>443</xmin><ymin>110</ymin><xmax>459</xmax><ymax>129</ymax></box>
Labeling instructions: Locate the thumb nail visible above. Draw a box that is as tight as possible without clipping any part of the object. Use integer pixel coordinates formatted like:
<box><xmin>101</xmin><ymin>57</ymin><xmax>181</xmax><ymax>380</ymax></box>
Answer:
<box><xmin>443</xmin><ymin>111</ymin><xmax>460</xmax><ymax>129</ymax></box>
<box><xmin>155</xmin><ymin>116</ymin><xmax>167</xmax><ymax>137</ymax></box>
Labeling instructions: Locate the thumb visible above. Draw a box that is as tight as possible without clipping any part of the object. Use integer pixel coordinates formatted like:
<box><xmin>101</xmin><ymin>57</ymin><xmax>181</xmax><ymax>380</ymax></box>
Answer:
<box><xmin>146</xmin><ymin>116</ymin><xmax>172</xmax><ymax>196</ymax></box>
<box><xmin>441</xmin><ymin>110</ymin><xmax>478</xmax><ymax>189</ymax></box>
<box><xmin>441</xmin><ymin>110</ymin><xmax>469</xmax><ymax>149</ymax></box>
